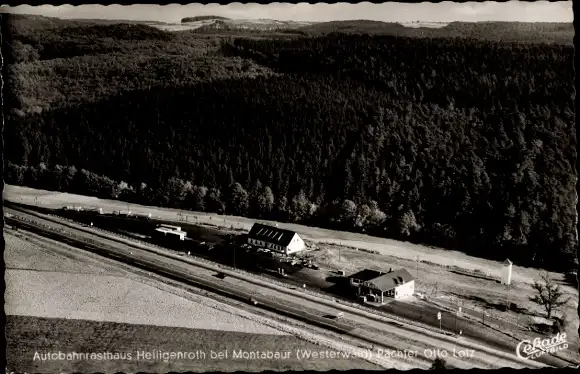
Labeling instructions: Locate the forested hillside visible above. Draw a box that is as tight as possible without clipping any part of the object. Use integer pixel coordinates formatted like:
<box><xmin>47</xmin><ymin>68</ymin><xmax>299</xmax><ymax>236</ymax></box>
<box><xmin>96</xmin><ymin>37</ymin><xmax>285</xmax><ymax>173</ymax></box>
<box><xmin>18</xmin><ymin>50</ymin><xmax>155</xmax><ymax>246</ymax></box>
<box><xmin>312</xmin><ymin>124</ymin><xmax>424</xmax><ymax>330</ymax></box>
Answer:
<box><xmin>2</xmin><ymin>15</ymin><xmax>577</xmax><ymax>271</ymax></box>
<box><xmin>301</xmin><ymin>21</ymin><xmax>574</xmax><ymax>44</ymax></box>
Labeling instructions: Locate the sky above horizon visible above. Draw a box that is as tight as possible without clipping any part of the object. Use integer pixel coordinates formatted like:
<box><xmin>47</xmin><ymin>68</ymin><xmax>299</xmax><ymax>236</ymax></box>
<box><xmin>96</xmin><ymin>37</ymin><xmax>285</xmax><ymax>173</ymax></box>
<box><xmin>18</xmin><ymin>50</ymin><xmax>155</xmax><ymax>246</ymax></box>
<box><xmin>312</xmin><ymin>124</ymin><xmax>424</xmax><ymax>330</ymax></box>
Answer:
<box><xmin>1</xmin><ymin>2</ymin><xmax>573</xmax><ymax>23</ymax></box>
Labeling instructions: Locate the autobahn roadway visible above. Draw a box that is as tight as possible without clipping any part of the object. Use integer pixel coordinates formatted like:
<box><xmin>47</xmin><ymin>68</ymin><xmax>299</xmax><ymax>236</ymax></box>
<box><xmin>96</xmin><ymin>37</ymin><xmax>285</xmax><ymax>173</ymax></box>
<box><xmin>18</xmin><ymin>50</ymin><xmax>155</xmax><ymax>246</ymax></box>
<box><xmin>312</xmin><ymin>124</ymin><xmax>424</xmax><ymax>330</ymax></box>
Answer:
<box><xmin>4</xmin><ymin>205</ymin><xmax>565</xmax><ymax>369</ymax></box>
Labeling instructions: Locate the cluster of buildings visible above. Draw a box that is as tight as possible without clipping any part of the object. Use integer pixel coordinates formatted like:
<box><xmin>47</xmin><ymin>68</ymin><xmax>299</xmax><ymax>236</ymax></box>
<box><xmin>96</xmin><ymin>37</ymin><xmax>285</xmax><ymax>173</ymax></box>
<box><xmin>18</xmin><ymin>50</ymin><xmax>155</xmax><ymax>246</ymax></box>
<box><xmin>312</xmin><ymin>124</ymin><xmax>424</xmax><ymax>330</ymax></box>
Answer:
<box><xmin>246</xmin><ymin>223</ymin><xmax>415</xmax><ymax>301</ymax></box>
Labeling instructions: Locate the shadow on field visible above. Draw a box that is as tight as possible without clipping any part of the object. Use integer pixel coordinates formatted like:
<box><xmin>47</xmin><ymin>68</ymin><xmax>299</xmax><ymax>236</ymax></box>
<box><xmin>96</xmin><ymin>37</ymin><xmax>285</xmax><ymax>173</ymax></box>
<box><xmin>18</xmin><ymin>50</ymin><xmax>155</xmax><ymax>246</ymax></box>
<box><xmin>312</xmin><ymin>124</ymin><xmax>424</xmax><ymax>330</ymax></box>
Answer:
<box><xmin>556</xmin><ymin>272</ymin><xmax>579</xmax><ymax>288</ymax></box>
<box><xmin>449</xmin><ymin>269</ymin><xmax>496</xmax><ymax>282</ymax></box>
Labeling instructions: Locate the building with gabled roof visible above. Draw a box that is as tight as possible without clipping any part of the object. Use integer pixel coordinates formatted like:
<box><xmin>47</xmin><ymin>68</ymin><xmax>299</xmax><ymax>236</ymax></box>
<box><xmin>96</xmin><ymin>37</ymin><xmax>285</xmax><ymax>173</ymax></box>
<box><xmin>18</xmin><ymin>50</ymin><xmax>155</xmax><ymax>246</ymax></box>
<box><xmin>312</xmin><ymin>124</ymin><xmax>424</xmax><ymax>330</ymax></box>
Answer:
<box><xmin>351</xmin><ymin>268</ymin><xmax>415</xmax><ymax>303</ymax></box>
<box><xmin>247</xmin><ymin>223</ymin><xmax>305</xmax><ymax>255</ymax></box>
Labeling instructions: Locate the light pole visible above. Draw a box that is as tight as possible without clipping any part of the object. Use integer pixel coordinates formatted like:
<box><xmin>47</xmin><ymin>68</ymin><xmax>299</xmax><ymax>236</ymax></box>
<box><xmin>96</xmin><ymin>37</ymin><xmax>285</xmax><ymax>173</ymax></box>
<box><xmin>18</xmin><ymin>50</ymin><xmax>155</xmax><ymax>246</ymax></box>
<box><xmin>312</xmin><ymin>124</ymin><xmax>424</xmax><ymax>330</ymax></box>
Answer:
<box><xmin>456</xmin><ymin>307</ymin><xmax>462</xmax><ymax>334</ymax></box>
<box><xmin>505</xmin><ymin>284</ymin><xmax>511</xmax><ymax>312</ymax></box>
<box><xmin>416</xmin><ymin>256</ymin><xmax>419</xmax><ymax>278</ymax></box>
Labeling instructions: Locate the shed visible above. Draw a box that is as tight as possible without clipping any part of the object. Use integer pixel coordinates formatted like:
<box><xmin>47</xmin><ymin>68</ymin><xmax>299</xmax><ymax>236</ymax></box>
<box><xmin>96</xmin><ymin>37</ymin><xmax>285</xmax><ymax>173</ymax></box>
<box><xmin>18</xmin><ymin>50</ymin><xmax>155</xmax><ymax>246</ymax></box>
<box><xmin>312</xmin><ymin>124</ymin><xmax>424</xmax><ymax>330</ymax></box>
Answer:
<box><xmin>154</xmin><ymin>227</ymin><xmax>186</xmax><ymax>241</ymax></box>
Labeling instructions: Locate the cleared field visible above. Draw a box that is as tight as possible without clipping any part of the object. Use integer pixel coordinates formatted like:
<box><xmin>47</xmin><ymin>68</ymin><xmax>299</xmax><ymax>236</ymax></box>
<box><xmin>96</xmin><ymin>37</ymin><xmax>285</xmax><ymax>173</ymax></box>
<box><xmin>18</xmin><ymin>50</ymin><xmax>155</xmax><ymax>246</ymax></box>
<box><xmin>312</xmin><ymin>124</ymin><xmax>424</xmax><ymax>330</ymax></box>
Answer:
<box><xmin>5</xmin><ymin>230</ymin><xmax>126</xmax><ymax>276</ymax></box>
<box><xmin>5</xmin><ymin>230</ymin><xmax>284</xmax><ymax>334</ymax></box>
<box><xmin>6</xmin><ymin>315</ymin><xmax>379</xmax><ymax>372</ymax></box>
<box><xmin>6</xmin><ymin>268</ymin><xmax>288</xmax><ymax>335</ymax></box>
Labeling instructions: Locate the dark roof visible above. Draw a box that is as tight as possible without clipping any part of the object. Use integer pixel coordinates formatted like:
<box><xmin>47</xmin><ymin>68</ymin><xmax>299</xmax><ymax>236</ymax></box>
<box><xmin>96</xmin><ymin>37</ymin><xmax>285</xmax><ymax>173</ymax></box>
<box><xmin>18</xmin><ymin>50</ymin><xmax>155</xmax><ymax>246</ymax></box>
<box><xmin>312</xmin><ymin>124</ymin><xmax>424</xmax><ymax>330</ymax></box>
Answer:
<box><xmin>248</xmin><ymin>223</ymin><xmax>297</xmax><ymax>247</ymax></box>
<box><xmin>348</xmin><ymin>269</ymin><xmax>383</xmax><ymax>282</ymax></box>
<box><xmin>362</xmin><ymin>269</ymin><xmax>414</xmax><ymax>292</ymax></box>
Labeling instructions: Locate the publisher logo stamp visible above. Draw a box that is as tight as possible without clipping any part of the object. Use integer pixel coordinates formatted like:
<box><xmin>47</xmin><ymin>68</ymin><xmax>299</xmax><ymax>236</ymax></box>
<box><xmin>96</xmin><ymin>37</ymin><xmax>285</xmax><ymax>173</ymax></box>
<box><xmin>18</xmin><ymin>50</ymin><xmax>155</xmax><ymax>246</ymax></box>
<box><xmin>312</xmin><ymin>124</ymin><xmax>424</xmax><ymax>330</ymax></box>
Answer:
<box><xmin>516</xmin><ymin>332</ymin><xmax>568</xmax><ymax>360</ymax></box>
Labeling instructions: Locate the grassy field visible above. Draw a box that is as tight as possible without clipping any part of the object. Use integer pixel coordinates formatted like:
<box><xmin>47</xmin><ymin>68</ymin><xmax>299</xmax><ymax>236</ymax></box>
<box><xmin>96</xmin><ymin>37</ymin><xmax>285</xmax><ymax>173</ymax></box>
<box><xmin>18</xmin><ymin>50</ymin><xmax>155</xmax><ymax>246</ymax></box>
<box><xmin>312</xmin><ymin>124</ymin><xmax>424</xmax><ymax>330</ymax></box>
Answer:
<box><xmin>6</xmin><ymin>315</ymin><xmax>379</xmax><ymax>372</ymax></box>
<box><xmin>5</xmin><ymin>228</ymin><xmax>128</xmax><ymax>276</ymax></box>
<box><xmin>5</xmin><ymin>231</ymin><xmax>288</xmax><ymax>335</ymax></box>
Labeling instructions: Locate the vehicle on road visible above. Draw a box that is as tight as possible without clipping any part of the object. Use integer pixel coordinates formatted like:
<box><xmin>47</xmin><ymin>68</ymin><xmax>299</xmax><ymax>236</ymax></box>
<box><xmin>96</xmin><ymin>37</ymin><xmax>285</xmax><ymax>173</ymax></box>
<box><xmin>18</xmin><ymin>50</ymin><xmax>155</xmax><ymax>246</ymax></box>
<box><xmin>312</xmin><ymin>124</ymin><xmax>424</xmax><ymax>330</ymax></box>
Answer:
<box><xmin>323</xmin><ymin>312</ymin><xmax>344</xmax><ymax>319</ymax></box>
<box><xmin>215</xmin><ymin>272</ymin><xmax>226</xmax><ymax>279</ymax></box>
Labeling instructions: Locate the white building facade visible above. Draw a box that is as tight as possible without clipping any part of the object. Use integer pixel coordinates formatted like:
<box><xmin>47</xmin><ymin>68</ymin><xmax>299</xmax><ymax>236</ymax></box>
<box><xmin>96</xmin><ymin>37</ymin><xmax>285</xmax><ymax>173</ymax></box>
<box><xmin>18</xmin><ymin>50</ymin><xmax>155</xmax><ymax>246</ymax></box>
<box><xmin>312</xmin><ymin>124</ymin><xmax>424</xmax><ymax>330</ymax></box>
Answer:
<box><xmin>357</xmin><ymin>268</ymin><xmax>415</xmax><ymax>303</ymax></box>
<box><xmin>247</xmin><ymin>223</ymin><xmax>306</xmax><ymax>255</ymax></box>
<box><xmin>394</xmin><ymin>280</ymin><xmax>415</xmax><ymax>299</ymax></box>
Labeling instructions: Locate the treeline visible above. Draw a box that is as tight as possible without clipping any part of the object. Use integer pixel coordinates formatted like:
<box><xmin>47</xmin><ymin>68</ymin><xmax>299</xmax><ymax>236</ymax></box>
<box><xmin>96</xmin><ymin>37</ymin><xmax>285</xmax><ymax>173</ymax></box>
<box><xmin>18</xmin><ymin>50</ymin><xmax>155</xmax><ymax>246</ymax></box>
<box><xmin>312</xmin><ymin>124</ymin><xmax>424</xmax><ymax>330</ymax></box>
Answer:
<box><xmin>1</xmin><ymin>14</ymin><xmax>245</xmax><ymax>67</ymax></box>
<box><xmin>300</xmin><ymin>21</ymin><xmax>574</xmax><ymax>44</ymax></box>
<box><xmin>6</xmin><ymin>162</ymin><xmax>389</xmax><ymax>231</ymax></box>
<box><xmin>182</xmin><ymin>16</ymin><xmax>231</xmax><ymax>23</ymax></box>
<box><xmin>4</xmin><ymin>32</ymin><xmax>577</xmax><ymax>271</ymax></box>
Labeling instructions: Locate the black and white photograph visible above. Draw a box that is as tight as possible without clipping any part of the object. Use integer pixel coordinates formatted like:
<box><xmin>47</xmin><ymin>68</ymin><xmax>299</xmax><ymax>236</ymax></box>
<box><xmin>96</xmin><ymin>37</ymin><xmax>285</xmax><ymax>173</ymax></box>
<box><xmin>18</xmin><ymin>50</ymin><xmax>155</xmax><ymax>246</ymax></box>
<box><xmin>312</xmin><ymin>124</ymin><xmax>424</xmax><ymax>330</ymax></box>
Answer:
<box><xmin>1</xmin><ymin>1</ymin><xmax>578</xmax><ymax>372</ymax></box>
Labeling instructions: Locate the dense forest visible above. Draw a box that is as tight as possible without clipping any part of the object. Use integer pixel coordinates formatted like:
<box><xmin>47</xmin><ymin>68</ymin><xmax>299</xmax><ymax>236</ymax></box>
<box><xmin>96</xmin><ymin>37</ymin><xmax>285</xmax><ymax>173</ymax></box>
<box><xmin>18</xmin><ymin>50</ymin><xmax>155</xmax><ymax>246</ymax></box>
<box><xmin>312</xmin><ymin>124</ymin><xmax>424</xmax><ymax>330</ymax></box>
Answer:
<box><xmin>2</xmin><ymin>15</ymin><xmax>577</xmax><ymax>272</ymax></box>
<box><xmin>301</xmin><ymin>21</ymin><xmax>574</xmax><ymax>44</ymax></box>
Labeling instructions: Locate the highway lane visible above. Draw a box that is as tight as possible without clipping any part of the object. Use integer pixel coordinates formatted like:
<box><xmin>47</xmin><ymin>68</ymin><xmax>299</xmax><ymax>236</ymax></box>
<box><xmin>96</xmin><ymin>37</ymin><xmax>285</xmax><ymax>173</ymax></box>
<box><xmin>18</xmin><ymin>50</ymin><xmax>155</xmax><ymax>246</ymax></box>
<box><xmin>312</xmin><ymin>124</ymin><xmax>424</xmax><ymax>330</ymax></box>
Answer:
<box><xmin>5</xmin><ymin>206</ymin><xmax>558</xmax><ymax>369</ymax></box>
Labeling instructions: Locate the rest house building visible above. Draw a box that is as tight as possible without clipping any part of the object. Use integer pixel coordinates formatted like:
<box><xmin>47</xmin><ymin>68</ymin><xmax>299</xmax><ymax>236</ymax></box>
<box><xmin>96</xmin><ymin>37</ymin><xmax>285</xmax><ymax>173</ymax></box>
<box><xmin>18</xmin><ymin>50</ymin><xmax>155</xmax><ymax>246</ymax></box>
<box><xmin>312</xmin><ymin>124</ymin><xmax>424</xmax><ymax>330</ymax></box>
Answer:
<box><xmin>247</xmin><ymin>223</ymin><xmax>306</xmax><ymax>255</ymax></box>
<box><xmin>350</xmin><ymin>268</ymin><xmax>415</xmax><ymax>303</ymax></box>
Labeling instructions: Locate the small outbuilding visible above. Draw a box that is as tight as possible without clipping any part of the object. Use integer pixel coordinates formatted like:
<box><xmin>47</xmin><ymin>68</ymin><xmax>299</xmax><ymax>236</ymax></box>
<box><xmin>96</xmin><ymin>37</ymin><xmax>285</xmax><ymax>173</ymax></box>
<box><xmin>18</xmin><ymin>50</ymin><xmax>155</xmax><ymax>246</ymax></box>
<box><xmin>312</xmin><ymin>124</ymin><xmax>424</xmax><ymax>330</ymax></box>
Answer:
<box><xmin>159</xmin><ymin>224</ymin><xmax>182</xmax><ymax>231</ymax></box>
<box><xmin>153</xmin><ymin>226</ymin><xmax>186</xmax><ymax>241</ymax></box>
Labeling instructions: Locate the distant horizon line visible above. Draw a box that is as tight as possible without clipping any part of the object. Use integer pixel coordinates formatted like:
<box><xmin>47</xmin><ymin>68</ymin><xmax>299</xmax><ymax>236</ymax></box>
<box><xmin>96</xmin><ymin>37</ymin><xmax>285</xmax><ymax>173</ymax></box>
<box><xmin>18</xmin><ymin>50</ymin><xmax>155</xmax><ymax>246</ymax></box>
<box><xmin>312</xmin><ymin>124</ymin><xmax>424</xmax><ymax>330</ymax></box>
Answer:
<box><xmin>3</xmin><ymin>13</ymin><xmax>573</xmax><ymax>25</ymax></box>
